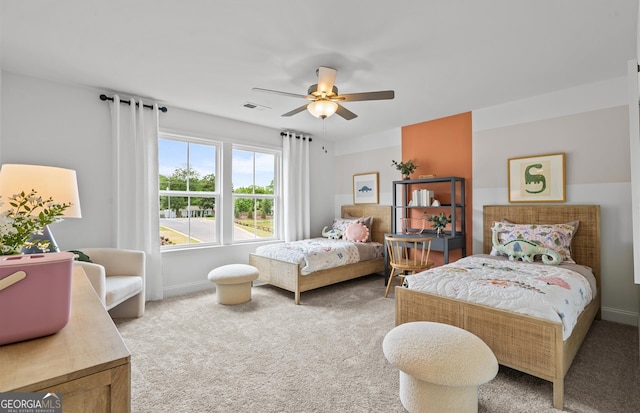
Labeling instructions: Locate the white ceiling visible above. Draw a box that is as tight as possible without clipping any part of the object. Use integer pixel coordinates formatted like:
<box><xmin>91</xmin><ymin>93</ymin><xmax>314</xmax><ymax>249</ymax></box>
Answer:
<box><xmin>1</xmin><ymin>0</ymin><xmax>637</xmax><ymax>142</ymax></box>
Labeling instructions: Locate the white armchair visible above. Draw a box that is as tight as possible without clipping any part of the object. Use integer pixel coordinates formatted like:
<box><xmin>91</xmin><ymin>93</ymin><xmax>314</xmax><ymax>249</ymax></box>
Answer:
<box><xmin>74</xmin><ymin>248</ymin><xmax>146</xmax><ymax>318</ymax></box>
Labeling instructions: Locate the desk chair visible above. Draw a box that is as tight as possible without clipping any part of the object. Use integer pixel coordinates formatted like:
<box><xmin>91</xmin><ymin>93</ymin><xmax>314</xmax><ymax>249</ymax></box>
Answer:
<box><xmin>384</xmin><ymin>235</ymin><xmax>433</xmax><ymax>298</ymax></box>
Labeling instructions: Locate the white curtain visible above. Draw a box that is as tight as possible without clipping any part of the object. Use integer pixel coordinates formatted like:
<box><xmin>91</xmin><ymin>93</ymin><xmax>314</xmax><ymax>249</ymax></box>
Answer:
<box><xmin>110</xmin><ymin>95</ymin><xmax>163</xmax><ymax>301</ymax></box>
<box><xmin>282</xmin><ymin>132</ymin><xmax>311</xmax><ymax>242</ymax></box>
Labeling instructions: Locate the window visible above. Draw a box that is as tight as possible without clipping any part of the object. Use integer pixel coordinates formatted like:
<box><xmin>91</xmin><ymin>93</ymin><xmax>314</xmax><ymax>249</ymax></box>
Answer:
<box><xmin>158</xmin><ymin>134</ymin><xmax>279</xmax><ymax>249</ymax></box>
<box><xmin>159</xmin><ymin>137</ymin><xmax>219</xmax><ymax>248</ymax></box>
<box><xmin>232</xmin><ymin>147</ymin><xmax>277</xmax><ymax>241</ymax></box>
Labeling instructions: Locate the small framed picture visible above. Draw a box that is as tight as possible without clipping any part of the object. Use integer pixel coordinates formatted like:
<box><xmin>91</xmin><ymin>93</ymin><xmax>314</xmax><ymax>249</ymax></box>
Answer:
<box><xmin>353</xmin><ymin>172</ymin><xmax>379</xmax><ymax>204</ymax></box>
<box><xmin>508</xmin><ymin>153</ymin><xmax>566</xmax><ymax>202</ymax></box>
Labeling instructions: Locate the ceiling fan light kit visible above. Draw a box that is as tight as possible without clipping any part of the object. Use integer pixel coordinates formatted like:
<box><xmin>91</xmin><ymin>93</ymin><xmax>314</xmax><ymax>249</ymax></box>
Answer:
<box><xmin>253</xmin><ymin>66</ymin><xmax>395</xmax><ymax>121</ymax></box>
<box><xmin>307</xmin><ymin>100</ymin><xmax>338</xmax><ymax>119</ymax></box>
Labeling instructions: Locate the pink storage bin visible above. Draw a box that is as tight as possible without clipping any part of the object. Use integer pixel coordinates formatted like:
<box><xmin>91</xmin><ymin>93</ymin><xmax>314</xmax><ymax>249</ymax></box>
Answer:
<box><xmin>0</xmin><ymin>252</ymin><xmax>74</xmax><ymax>345</ymax></box>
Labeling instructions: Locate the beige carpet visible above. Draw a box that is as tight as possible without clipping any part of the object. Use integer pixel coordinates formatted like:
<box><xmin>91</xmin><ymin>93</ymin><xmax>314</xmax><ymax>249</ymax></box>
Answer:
<box><xmin>115</xmin><ymin>275</ymin><xmax>640</xmax><ymax>412</ymax></box>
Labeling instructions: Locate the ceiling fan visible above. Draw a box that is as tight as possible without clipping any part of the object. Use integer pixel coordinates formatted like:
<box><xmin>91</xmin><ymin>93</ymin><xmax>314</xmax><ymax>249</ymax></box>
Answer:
<box><xmin>252</xmin><ymin>66</ymin><xmax>395</xmax><ymax>120</ymax></box>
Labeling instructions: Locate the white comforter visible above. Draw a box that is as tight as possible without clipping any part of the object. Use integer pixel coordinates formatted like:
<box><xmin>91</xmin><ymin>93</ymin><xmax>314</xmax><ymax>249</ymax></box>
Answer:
<box><xmin>254</xmin><ymin>238</ymin><xmax>382</xmax><ymax>275</ymax></box>
<box><xmin>403</xmin><ymin>255</ymin><xmax>594</xmax><ymax>340</ymax></box>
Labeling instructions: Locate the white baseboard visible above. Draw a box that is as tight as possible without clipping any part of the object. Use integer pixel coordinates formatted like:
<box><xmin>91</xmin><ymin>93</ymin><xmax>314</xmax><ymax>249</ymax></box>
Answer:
<box><xmin>163</xmin><ymin>280</ymin><xmax>213</xmax><ymax>298</ymax></box>
<box><xmin>601</xmin><ymin>306</ymin><xmax>639</xmax><ymax>327</ymax></box>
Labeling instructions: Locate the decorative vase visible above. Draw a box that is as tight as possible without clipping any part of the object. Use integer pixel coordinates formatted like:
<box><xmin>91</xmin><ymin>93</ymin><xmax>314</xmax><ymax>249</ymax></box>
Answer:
<box><xmin>402</xmin><ymin>174</ymin><xmax>411</xmax><ymax>180</ymax></box>
<box><xmin>436</xmin><ymin>227</ymin><xmax>444</xmax><ymax>237</ymax></box>
<box><xmin>402</xmin><ymin>217</ymin><xmax>426</xmax><ymax>235</ymax></box>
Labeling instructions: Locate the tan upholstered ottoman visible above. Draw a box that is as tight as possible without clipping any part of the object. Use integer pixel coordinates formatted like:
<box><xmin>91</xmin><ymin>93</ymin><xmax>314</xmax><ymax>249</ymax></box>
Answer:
<box><xmin>383</xmin><ymin>321</ymin><xmax>498</xmax><ymax>413</ymax></box>
<box><xmin>207</xmin><ymin>264</ymin><xmax>259</xmax><ymax>305</ymax></box>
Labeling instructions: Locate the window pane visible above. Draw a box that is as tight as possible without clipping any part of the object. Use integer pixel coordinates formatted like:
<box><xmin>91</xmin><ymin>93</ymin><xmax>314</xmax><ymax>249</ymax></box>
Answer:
<box><xmin>160</xmin><ymin>196</ymin><xmax>217</xmax><ymax>245</ymax></box>
<box><xmin>186</xmin><ymin>198</ymin><xmax>217</xmax><ymax>244</ymax></box>
<box><xmin>233</xmin><ymin>197</ymin><xmax>274</xmax><ymax>240</ymax></box>
<box><xmin>232</xmin><ymin>149</ymin><xmax>275</xmax><ymax>195</ymax></box>
<box><xmin>159</xmin><ymin>139</ymin><xmax>188</xmax><ymax>191</ymax></box>
<box><xmin>255</xmin><ymin>152</ymin><xmax>275</xmax><ymax>194</ymax></box>
<box><xmin>189</xmin><ymin>143</ymin><xmax>216</xmax><ymax>192</ymax></box>
<box><xmin>232</xmin><ymin>149</ymin><xmax>254</xmax><ymax>193</ymax></box>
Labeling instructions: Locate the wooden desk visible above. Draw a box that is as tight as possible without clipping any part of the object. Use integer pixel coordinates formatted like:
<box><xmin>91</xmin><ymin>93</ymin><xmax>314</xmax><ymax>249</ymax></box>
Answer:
<box><xmin>0</xmin><ymin>266</ymin><xmax>131</xmax><ymax>413</ymax></box>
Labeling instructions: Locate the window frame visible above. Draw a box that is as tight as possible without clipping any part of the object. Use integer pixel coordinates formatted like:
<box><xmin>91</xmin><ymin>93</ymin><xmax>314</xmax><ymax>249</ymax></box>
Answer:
<box><xmin>158</xmin><ymin>133</ymin><xmax>281</xmax><ymax>250</ymax></box>
<box><xmin>231</xmin><ymin>144</ymin><xmax>280</xmax><ymax>244</ymax></box>
<box><xmin>159</xmin><ymin>133</ymin><xmax>221</xmax><ymax>250</ymax></box>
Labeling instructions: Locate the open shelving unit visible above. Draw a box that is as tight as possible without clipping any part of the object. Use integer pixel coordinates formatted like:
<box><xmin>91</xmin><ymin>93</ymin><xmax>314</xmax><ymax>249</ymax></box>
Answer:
<box><xmin>390</xmin><ymin>176</ymin><xmax>466</xmax><ymax>264</ymax></box>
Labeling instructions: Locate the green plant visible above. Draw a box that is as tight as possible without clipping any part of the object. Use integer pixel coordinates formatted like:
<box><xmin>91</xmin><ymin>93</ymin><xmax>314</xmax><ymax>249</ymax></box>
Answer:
<box><xmin>0</xmin><ymin>190</ymin><xmax>71</xmax><ymax>255</ymax></box>
<box><xmin>425</xmin><ymin>212</ymin><xmax>451</xmax><ymax>232</ymax></box>
<box><xmin>391</xmin><ymin>159</ymin><xmax>418</xmax><ymax>176</ymax></box>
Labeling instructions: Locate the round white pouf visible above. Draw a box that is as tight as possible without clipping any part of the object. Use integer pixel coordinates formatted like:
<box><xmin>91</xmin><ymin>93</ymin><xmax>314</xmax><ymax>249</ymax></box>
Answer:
<box><xmin>382</xmin><ymin>321</ymin><xmax>498</xmax><ymax>413</ymax></box>
<box><xmin>207</xmin><ymin>264</ymin><xmax>259</xmax><ymax>305</ymax></box>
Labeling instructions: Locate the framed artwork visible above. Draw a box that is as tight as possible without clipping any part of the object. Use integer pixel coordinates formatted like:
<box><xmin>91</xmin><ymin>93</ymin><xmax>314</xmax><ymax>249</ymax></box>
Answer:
<box><xmin>353</xmin><ymin>172</ymin><xmax>379</xmax><ymax>204</ymax></box>
<box><xmin>508</xmin><ymin>153</ymin><xmax>565</xmax><ymax>202</ymax></box>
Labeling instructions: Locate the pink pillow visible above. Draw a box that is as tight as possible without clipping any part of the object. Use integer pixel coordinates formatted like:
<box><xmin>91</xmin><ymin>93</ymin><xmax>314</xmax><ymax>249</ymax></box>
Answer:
<box><xmin>343</xmin><ymin>222</ymin><xmax>370</xmax><ymax>243</ymax></box>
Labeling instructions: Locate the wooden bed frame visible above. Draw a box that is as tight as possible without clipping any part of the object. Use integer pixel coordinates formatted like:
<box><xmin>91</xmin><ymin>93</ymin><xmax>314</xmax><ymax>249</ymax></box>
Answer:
<box><xmin>249</xmin><ymin>205</ymin><xmax>391</xmax><ymax>305</ymax></box>
<box><xmin>395</xmin><ymin>205</ymin><xmax>601</xmax><ymax>410</ymax></box>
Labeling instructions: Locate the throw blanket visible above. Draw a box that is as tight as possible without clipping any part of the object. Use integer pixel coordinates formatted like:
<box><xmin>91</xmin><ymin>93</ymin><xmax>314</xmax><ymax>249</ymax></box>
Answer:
<box><xmin>403</xmin><ymin>255</ymin><xmax>593</xmax><ymax>340</ymax></box>
<box><xmin>254</xmin><ymin>238</ymin><xmax>361</xmax><ymax>275</ymax></box>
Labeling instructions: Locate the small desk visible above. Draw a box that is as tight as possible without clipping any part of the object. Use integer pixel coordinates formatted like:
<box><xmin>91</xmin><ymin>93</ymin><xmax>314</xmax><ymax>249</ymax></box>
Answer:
<box><xmin>0</xmin><ymin>266</ymin><xmax>131</xmax><ymax>413</ymax></box>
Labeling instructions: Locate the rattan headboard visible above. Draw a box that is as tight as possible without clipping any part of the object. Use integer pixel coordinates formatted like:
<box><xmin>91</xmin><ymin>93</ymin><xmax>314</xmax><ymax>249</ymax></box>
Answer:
<box><xmin>341</xmin><ymin>205</ymin><xmax>391</xmax><ymax>245</ymax></box>
<box><xmin>483</xmin><ymin>205</ymin><xmax>601</xmax><ymax>291</ymax></box>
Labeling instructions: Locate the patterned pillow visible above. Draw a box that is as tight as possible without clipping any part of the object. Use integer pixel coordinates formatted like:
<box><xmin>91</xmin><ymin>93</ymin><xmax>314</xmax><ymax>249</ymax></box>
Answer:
<box><xmin>332</xmin><ymin>218</ymin><xmax>358</xmax><ymax>235</ymax></box>
<box><xmin>490</xmin><ymin>222</ymin><xmax>577</xmax><ymax>263</ymax></box>
<box><xmin>343</xmin><ymin>222</ymin><xmax>370</xmax><ymax>243</ymax></box>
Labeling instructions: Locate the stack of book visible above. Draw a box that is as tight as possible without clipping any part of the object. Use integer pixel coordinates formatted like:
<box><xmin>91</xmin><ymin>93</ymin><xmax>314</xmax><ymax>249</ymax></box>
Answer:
<box><xmin>408</xmin><ymin>189</ymin><xmax>434</xmax><ymax>206</ymax></box>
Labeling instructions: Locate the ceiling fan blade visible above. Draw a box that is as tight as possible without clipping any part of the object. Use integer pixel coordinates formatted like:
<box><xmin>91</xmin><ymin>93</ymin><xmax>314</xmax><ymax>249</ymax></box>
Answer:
<box><xmin>316</xmin><ymin>66</ymin><xmax>338</xmax><ymax>96</ymax></box>
<box><xmin>335</xmin><ymin>104</ymin><xmax>357</xmax><ymax>120</ymax></box>
<box><xmin>282</xmin><ymin>104</ymin><xmax>309</xmax><ymax>117</ymax></box>
<box><xmin>252</xmin><ymin>87</ymin><xmax>308</xmax><ymax>99</ymax></box>
<box><xmin>336</xmin><ymin>90</ymin><xmax>395</xmax><ymax>102</ymax></box>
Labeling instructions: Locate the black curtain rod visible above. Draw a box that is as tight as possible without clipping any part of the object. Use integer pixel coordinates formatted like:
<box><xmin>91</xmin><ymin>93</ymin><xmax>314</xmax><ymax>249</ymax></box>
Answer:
<box><xmin>100</xmin><ymin>94</ymin><xmax>168</xmax><ymax>113</ymax></box>
<box><xmin>280</xmin><ymin>132</ymin><xmax>312</xmax><ymax>142</ymax></box>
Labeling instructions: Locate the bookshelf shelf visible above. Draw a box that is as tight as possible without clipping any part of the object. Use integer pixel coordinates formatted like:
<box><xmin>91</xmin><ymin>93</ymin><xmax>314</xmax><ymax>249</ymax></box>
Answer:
<box><xmin>390</xmin><ymin>176</ymin><xmax>466</xmax><ymax>264</ymax></box>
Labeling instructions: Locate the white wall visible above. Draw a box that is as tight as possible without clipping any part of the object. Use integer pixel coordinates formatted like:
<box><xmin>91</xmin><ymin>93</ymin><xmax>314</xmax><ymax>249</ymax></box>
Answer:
<box><xmin>333</xmin><ymin>127</ymin><xmax>402</xmax><ymax>214</ymax></box>
<box><xmin>473</xmin><ymin>77</ymin><xmax>640</xmax><ymax>326</ymax></box>
<box><xmin>0</xmin><ymin>71</ymin><xmax>336</xmax><ymax>298</ymax></box>
<box><xmin>1</xmin><ymin>72</ymin><xmax>113</xmax><ymax>248</ymax></box>
<box><xmin>331</xmin><ymin>77</ymin><xmax>640</xmax><ymax>326</ymax></box>
<box><xmin>5</xmin><ymin>71</ymin><xmax>638</xmax><ymax>322</ymax></box>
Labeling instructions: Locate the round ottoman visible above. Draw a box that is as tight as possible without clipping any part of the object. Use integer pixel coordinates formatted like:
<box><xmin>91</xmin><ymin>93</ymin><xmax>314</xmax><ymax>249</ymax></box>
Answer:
<box><xmin>382</xmin><ymin>321</ymin><xmax>498</xmax><ymax>413</ymax></box>
<box><xmin>207</xmin><ymin>264</ymin><xmax>259</xmax><ymax>305</ymax></box>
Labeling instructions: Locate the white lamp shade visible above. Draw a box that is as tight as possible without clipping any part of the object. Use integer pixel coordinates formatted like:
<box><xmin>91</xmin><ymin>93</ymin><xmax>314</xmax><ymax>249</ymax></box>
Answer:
<box><xmin>0</xmin><ymin>164</ymin><xmax>82</xmax><ymax>218</ymax></box>
<box><xmin>307</xmin><ymin>100</ymin><xmax>338</xmax><ymax>119</ymax></box>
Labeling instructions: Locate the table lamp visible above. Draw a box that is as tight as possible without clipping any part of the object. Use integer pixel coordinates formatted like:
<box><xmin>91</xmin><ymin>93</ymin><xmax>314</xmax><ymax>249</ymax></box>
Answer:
<box><xmin>0</xmin><ymin>164</ymin><xmax>82</xmax><ymax>253</ymax></box>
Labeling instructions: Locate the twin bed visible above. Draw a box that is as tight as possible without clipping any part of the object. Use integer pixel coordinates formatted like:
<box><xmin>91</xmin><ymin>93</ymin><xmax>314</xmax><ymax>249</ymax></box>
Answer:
<box><xmin>250</xmin><ymin>204</ymin><xmax>600</xmax><ymax>410</ymax></box>
<box><xmin>396</xmin><ymin>205</ymin><xmax>600</xmax><ymax>410</ymax></box>
<box><xmin>249</xmin><ymin>205</ymin><xmax>391</xmax><ymax>305</ymax></box>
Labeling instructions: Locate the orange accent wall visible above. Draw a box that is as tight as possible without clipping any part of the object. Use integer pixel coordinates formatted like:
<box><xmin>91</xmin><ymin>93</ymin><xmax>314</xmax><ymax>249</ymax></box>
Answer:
<box><xmin>401</xmin><ymin>112</ymin><xmax>472</xmax><ymax>266</ymax></box>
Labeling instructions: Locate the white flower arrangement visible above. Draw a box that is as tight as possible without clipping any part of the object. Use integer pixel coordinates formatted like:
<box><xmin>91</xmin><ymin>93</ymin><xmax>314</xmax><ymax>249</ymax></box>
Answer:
<box><xmin>0</xmin><ymin>190</ymin><xmax>70</xmax><ymax>255</ymax></box>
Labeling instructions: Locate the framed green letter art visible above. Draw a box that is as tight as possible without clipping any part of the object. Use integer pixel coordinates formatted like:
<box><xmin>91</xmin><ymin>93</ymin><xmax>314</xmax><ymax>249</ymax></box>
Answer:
<box><xmin>508</xmin><ymin>153</ymin><xmax>566</xmax><ymax>202</ymax></box>
<box><xmin>353</xmin><ymin>172</ymin><xmax>379</xmax><ymax>204</ymax></box>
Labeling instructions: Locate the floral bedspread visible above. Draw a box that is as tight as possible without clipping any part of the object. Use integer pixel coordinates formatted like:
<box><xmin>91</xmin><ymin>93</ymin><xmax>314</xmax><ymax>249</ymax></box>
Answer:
<box><xmin>254</xmin><ymin>238</ymin><xmax>361</xmax><ymax>275</ymax></box>
<box><xmin>403</xmin><ymin>255</ymin><xmax>593</xmax><ymax>340</ymax></box>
